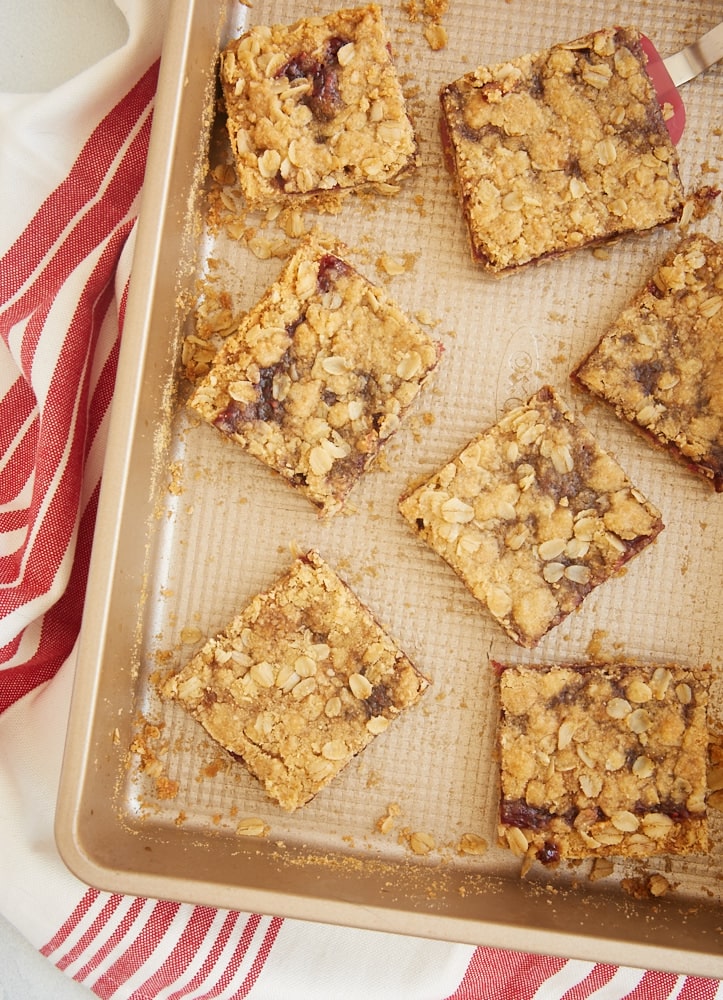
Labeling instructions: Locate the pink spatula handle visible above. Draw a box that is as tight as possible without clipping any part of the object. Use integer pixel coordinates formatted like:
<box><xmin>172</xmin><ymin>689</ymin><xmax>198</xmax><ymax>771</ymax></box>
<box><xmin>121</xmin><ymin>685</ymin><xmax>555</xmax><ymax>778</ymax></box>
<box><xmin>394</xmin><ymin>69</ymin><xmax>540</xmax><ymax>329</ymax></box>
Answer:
<box><xmin>640</xmin><ymin>34</ymin><xmax>686</xmax><ymax>144</ymax></box>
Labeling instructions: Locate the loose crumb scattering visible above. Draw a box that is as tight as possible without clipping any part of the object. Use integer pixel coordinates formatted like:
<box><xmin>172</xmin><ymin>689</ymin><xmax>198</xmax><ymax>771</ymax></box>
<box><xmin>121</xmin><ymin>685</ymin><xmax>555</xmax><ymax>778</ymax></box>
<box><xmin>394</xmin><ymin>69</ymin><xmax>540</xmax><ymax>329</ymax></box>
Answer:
<box><xmin>684</xmin><ymin>185</ymin><xmax>721</xmax><ymax>226</ymax></box>
<box><xmin>439</xmin><ymin>26</ymin><xmax>684</xmax><ymax>274</ymax></box>
<box><xmin>621</xmin><ymin>874</ymin><xmax>676</xmax><ymax>899</ymax></box>
<box><xmin>236</xmin><ymin>817</ymin><xmax>270</xmax><ymax>837</ymax></box>
<box><xmin>190</xmin><ymin>237</ymin><xmax>442</xmax><ymax>516</ymax></box>
<box><xmin>219</xmin><ymin>5</ymin><xmax>417</xmax><ymax>207</ymax></box>
<box><xmin>457</xmin><ymin>832</ymin><xmax>488</xmax><ymax>856</ymax></box>
<box><xmin>403</xmin><ymin>0</ymin><xmax>449</xmax><ymax>50</ymax></box>
<box><xmin>423</xmin><ymin>23</ymin><xmax>447</xmax><ymax>51</ymax></box>
<box><xmin>588</xmin><ymin>857</ymin><xmax>614</xmax><ymax>881</ymax></box>
<box><xmin>399</xmin><ymin>827</ymin><xmax>436</xmax><ymax>855</ymax></box>
<box><xmin>375</xmin><ymin>802</ymin><xmax>401</xmax><ymax>834</ymax></box>
<box><xmin>572</xmin><ymin>232</ymin><xmax>723</xmax><ymax>491</ymax></box>
<box><xmin>399</xmin><ymin>385</ymin><xmax>663</xmax><ymax>647</ymax></box>
<box><xmin>409</xmin><ymin>831</ymin><xmax>436</xmax><ymax>855</ymax></box>
<box><xmin>167</xmin><ymin>461</ymin><xmax>185</xmax><ymax>496</ymax></box>
<box><xmin>497</xmin><ymin>660</ymin><xmax>709</xmax><ymax>862</ymax></box>
<box><xmin>414</xmin><ymin>309</ymin><xmax>434</xmax><ymax>326</ymax></box>
<box><xmin>155</xmin><ymin>776</ymin><xmax>180</xmax><ymax>800</ymax></box>
<box><xmin>648</xmin><ymin>873</ymin><xmax>672</xmax><ymax>897</ymax></box>
<box><xmin>129</xmin><ymin>719</ymin><xmax>175</xmax><ymax>801</ymax></box>
<box><xmin>161</xmin><ymin>551</ymin><xmax>430</xmax><ymax>811</ymax></box>
<box><xmin>376</xmin><ymin>252</ymin><xmax>411</xmax><ymax>276</ymax></box>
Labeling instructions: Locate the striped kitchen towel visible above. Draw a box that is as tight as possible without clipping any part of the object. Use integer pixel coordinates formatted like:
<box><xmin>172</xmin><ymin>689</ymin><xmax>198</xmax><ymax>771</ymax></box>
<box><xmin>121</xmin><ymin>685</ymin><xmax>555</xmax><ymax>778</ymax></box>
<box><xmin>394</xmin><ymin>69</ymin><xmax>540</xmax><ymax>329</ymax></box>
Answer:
<box><xmin>0</xmin><ymin>1</ymin><xmax>721</xmax><ymax>997</ymax></box>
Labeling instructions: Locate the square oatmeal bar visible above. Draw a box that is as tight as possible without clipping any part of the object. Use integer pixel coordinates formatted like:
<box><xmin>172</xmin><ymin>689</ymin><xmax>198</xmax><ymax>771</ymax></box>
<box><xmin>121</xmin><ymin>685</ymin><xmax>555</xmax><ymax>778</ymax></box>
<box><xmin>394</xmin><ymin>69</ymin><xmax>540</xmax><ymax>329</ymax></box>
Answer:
<box><xmin>572</xmin><ymin>233</ymin><xmax>723</xmax><ymax>491</ymax></box>
<box><xmin>190</xmin><ymin>238</ymin><xmax>442</xmax><ymax>515</ymax></box>
<box><xmin>220</xmin><ymin>4</ymin><xmax>417</xmax><ymax>207</ymax></box>
<box><xmin>497</xmin><ymin>661</ymin><xmax>709</xmax><ymax>861</ymax></box>
<box><xmin>439</xmin><ymin>26</ymin><xmax>684</xmax><ymax>274</ymax></box>
<box><xmin>398</xmin><ymin>386</ymin><xmax>663</xmax><ymax>647</ymax></box>
<box><xmin>161</xmin><ymin>550</ymin><xmax>430</xmax><ymax>811</ymax></box>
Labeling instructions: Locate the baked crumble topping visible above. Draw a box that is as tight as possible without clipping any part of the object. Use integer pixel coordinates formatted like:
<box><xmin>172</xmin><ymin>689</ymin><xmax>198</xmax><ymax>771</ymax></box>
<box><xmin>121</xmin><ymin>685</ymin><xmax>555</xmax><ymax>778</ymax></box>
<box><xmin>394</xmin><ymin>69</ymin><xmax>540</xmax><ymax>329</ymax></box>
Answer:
<box><xmin>572</xmin><ymin>232</ymin><xmax>723</xmax><ymax>491</ymax></box>
<box><xmin>398</xmin><ymin>386</ymin><xmax>664</xmax><ymax>646</ymax></box>
<box><xmin>439</xmin><ymin>26</ymin><xmax>685</xmax><ymax>273</ymax></box>
<box><xmin>190</xmin><ymin>238</ymin><xmax>442</xmax><ymax>515</ymax></box>
<box><xmin>497</xmin><ymin>660</ymin><xmax>709</xmax><ymax>860</ymax></box>
<box><xmin>220</xmin><ymin>4</ymin><xmax>417</xmax><ymax>206</ymax></box>
<box><xmin>161</xmin><ymin>550</ymin><xmax>430</xmax><ymax>811</ymax></box>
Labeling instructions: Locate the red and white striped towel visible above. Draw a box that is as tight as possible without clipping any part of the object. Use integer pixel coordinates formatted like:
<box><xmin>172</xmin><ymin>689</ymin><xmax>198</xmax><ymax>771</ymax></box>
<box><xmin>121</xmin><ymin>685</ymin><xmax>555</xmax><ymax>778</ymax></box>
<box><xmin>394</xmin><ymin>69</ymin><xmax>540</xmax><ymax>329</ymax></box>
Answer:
<box><xmin>1</xmin><ymin>2</ymin><xmax>722</xmax><ymax>997</ymax></box>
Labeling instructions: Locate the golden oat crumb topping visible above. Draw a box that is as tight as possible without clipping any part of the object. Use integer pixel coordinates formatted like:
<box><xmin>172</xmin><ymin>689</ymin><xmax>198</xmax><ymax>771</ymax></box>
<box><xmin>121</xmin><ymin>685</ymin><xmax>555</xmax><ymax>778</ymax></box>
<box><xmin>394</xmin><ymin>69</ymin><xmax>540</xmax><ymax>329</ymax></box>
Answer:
<box><xmin>161</xmin><ymin>551</ymin><xmax>429</xmax><ymax>811</ymax></box>
<box><xmin>439</xmin><ymin>26</ymin><xmax>684</xmax><ymax>273</ymax></box>
<box><xmin>221</xmin><ymin>4</ymin><xmax>417</xmax><ymax>207</ymax></box>
<box><xmin>190</xmin><ymin>238</ymin><xmax>442</xmax><ymax>515</ymax></box>
<box><xmin>573</xmin><ymin>232</ymin><xmax>723</xmax><ymax>491</ymax></box>
<box><xmin>399</xmin><ymin>386</ymin><xmax>663</xmax><ymax>647</ymax></box>
<box><xmin>497</xmin><ymin>661</ymin><xmax>709</xmax><ymax>861</ymax></box>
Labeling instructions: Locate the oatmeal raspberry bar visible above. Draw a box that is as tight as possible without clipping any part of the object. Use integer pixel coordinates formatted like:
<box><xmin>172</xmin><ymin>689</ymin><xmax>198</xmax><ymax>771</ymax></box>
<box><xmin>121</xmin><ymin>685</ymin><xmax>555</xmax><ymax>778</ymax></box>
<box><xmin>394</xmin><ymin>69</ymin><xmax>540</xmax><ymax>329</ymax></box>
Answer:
<box><xmin>572</xmin><ymin>233</ymin><xmax>723</xmax><ymax>491</ymax></box>
<box><xmin>190</xmin><ymin>238</ymin><xmax>442</xmax><ymax>515</ymax></box>
<box><xmin>398</xmin><ymin>386</ymin><xmax>663</xmax><ymax>647</ymax></box>
<box><xmin>161</xmin><ymin>551</ymin><xmax>429</xmax><ymax>811</ymax></box>
<box><xmin>497</xmin><ymin>661</ymin><xmax>709</xmax><ymax>860</ymax></box>
<box><xmin>220</xmin><ymin>5</ymin><xmax>417</xmax><ymax>207</ymax></box>
<box><xmin>439</xmin><ymin>26</ymin><xmax>684</xmax><ymax>274</ymax></box>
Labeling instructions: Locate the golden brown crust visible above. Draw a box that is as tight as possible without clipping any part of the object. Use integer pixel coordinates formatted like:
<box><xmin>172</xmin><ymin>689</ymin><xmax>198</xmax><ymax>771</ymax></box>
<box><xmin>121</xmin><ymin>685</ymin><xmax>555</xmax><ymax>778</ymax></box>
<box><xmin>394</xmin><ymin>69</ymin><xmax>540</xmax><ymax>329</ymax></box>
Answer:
<box><xmin>220</xmin><ymin>5</ymin><xmax>417</xmax><ymax>207</ymax></box>
<box><xmin>190</xmin><ymin>238</ymin><xmax>442</xmax><ymax>515</ymax></box>
<box><xmin>439</xmin><ymin>26</ymin><xmax>684</xmax><ymax>274</ymax></box>
<box><xmin>572</xmin><ymin>232</ymin><xmax>723</xmax><ymax>491</ymax></box>
<box><xmin>398</xmin><ymin>386</ymin><xmax>663</xmax><ymax>647</ymax></box>
<box><xmin>497</xmin><ymin>661</ymin><xmax>709</xmax><ymax>860</ymax></box>
<box><xmin>161</xmin><ymin>551</ymin><xmax>429</xmax><ymax>811</ymax></box>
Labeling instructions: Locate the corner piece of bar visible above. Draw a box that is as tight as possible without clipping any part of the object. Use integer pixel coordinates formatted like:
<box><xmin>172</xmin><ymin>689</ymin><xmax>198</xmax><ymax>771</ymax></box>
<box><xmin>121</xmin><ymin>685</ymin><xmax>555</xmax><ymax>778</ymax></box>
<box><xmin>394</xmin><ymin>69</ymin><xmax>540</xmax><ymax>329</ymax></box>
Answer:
<box><xmin>439</xmin><ymin>25</ymin><xmax>684</xmax><ymax>274</ymax></box>
<box><xmin>190</xmin><ymin>238</ymin><xmax>442</xmax><ymax>515</ymax></box>
<box><xmin>398</xmin><ymin>385</ymin><xmax>663</xmax><ymax>647</ymax></box>
<box><xmin>572</xmin><ymin>232</ymin><xmax>723</xmax><ymax>491</ymax></box>
<box><xmin>220</xmin><ymin>4</ymin><xmax>417</xmax><ymax>207</ymax></box>
<box><xmin>161</xmin><ymin>550</ymin><xmax>430</xmax><ymax>811</ymax></box>
<box><xmin>496</xmin><ymin>660</ymin><xmax>709</xmax><ymax>861</ymax></box>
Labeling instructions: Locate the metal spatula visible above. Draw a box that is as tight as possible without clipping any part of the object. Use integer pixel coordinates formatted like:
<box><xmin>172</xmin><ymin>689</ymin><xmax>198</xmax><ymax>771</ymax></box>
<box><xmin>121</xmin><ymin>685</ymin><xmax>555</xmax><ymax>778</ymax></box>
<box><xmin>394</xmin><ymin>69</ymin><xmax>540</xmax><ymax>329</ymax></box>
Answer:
<box><xmin>642</xmin><ymin>22</ymin><xmax>723</xmax><ymax>143</ymax></box>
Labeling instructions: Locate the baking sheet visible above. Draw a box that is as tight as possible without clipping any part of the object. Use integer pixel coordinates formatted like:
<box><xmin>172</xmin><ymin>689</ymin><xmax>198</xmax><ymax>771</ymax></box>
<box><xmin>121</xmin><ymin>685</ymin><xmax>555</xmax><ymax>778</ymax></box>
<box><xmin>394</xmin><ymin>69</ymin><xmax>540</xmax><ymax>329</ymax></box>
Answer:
<box><xmin>56</xmin><ymin>0</ymin><xmax>723</xmax><ymax>974</ymax></box>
